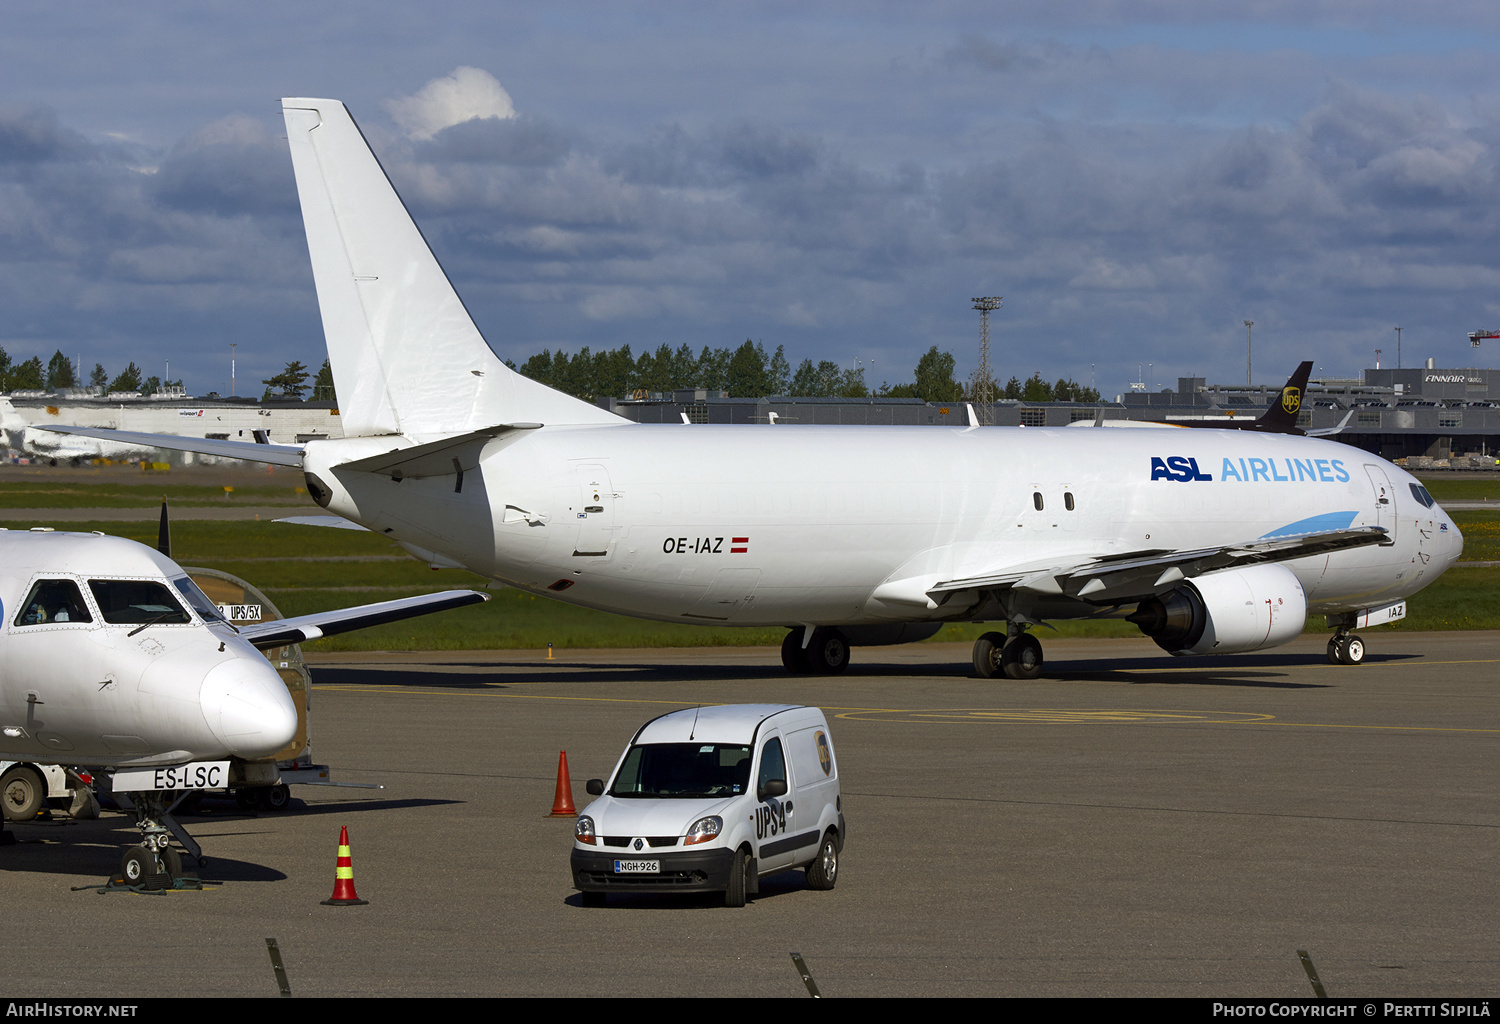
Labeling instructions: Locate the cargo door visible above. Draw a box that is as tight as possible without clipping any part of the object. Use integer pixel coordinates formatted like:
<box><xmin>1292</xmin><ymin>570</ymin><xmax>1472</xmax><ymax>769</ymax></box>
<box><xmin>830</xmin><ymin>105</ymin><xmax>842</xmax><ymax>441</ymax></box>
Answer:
<box><xmin>687</xmin><ymin>568</ymin><xmax>761</xmax><ymax>620</ymax></box>
<box><xmin>572</xmin><ymin>464</ymin><xmax>615</xmax><ymax>558</ymax></box>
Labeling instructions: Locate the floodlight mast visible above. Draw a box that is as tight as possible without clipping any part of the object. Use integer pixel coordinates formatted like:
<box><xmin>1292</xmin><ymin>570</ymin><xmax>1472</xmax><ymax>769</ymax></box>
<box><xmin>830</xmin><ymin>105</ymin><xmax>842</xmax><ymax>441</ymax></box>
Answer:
<box><xmin>1243</xmin><ymin>320</ymin><xmax>1254</xmax><ymax>385</ymax></box>
<box><xmin>971</xmin><ymin>296</ymin><xmax>1002</xmax><ymax>425</ymax></box>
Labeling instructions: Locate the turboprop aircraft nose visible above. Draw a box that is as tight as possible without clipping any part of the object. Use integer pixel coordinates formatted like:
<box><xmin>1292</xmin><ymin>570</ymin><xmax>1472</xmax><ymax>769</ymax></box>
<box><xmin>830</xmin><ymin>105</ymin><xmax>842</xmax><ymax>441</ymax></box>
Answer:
<box><xmin>199</xmin><ymin>659</ymin><xmax>299</xmax><ymax>759</ymax></box>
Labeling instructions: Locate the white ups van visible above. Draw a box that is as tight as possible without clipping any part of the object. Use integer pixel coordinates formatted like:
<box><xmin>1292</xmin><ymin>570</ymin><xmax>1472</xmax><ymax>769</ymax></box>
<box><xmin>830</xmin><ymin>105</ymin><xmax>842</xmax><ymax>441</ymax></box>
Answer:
<box><xmin>571</xmin><ymin>704</ymin><xmax>845</xmax><ymax>907</ymax></box>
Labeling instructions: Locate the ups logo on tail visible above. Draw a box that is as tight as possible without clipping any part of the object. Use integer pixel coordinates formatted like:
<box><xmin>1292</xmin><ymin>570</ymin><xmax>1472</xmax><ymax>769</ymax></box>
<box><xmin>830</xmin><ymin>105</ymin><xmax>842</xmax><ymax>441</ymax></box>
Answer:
<box><xmin>1281</xmin><ymin>387</ymin><xmax>1301</xmax><ymax>415</ymax></box>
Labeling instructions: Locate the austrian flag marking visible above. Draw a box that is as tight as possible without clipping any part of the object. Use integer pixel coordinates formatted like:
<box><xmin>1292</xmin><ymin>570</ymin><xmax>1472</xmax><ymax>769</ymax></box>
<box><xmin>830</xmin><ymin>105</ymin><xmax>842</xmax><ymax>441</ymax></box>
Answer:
<box><xmin>731</xmin><ymin>537</ymin><xmax>749</xmax><ymax>554</ymax></box>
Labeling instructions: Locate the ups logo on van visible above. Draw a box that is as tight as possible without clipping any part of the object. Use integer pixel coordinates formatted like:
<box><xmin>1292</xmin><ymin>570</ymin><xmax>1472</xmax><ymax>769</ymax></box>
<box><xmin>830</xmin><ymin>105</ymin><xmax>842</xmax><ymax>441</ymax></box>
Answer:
<box><xmin>815</xmin><ymin>731</ymin><xmax>832</xmax><ymax>776</ymax></box>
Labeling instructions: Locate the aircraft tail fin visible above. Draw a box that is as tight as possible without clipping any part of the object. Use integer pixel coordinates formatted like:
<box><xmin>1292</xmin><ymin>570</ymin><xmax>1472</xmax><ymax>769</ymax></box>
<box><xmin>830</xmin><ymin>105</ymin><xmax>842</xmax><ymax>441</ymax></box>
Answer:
<box><xmin>280</xmin><ymin>98</ymin><xmax>625</xmax><ymax>438</ymax></box>
<box><xmin>1247</xmin><ymin>361</ymin><xmax>1313</xmax><ymax>435</ymax></box>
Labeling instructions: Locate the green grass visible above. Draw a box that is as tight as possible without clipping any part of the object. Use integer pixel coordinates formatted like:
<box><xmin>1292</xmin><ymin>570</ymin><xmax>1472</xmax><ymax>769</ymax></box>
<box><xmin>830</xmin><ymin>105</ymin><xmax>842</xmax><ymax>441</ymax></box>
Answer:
<box><xmin>1450</xmin><ymin>511</ymin><xmax>1500</xmax><ymax>562</ymax></box>
<box><xmin>0</xmin><ymin>481</ymin><xmax>310</xmax><ymax>507</ymax></box>
<box><xmin>1388</xmin><ymin>567</ymin><xmax>1500</xmax><ymax>632</ymax></box>
<box><xmin>1418</xmin><ymin>476</ymin><xmax>1500</xmax><ymax>502</ymax></box>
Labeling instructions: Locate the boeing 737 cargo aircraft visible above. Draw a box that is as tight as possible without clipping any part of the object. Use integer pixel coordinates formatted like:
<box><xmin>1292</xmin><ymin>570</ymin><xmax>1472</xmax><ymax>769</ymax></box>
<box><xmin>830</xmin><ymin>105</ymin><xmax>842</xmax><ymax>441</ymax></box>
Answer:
<box><xmin>48</xmin><ymin>98</ymin><xmax>1464</xmax><ymax>681</ymax></box>
<box><xmin>0</xmin><ymin>526</ymin><xmax>486</xmax><ymax>882</ymax></box>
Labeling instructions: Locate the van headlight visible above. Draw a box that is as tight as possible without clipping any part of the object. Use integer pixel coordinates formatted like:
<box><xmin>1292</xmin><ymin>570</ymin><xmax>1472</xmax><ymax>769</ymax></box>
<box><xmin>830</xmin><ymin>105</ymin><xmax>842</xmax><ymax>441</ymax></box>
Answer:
<box><xmin>684</xmin><ymin>815</ymin><xmax>722</xmax><ymax>845</ymax></box>
<box><xmin>575</xmin><ymin>815</ymin><xmax>597</xmax><ymax>846</ymax></box>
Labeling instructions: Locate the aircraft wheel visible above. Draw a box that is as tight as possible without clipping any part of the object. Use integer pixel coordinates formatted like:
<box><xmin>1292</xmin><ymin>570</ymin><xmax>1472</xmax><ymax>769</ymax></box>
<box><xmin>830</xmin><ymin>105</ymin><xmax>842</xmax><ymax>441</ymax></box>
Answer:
<box><xmin>972</xmin><ymin>632</ymin><xmax>1005</xmax><ymax>679</ymax></box>
<box><xmin>1327</xmin><ymin>637</ymin><xmax>1343</xmax><ymax>665</ymax></box>
<box><xmin>120</xmin><ymin>847</ymin><xmax>166</xmax><ymax>890</ymax></box>
<box><xmin>1341</xmin><ymin>635</ymin><xmax>1365</xmax><ymax>665</ymax></box>
<box><xmin>805</xmin><ymin>629</ymin><xmax>850</xmax><ymax>675</ymax></box>
<box><xmin>161</xmin><ymin>846</ymin><xmax>183</xmax><ymax>882</ymax></box>
<box><xmin>725</xmin><ymin>847</ymin><xmax>750</xmax><ymax>907</ymax></box>
<box><xmin>1001</xmin><ymin>634</ymin><xmax>1044</xmax><ymax>680</ymax></box>
<box><xmin>780</xmin><ymin>630</ymin><xmax>812</xmax><ymax>674</ymax></box>
<box><xmin>1</xmin><ymin>765</ymin><xmax>45</xmax><ymax>821</ymax></box>
<box><xmin>259</xmin><ymin>783</ymin><xmax>292</xmax><ymax>812</ymax></box>
<box><xmin>235</xmin><ymin>788</ymin><xmax>260</xmax><ymax>810</ymax></box>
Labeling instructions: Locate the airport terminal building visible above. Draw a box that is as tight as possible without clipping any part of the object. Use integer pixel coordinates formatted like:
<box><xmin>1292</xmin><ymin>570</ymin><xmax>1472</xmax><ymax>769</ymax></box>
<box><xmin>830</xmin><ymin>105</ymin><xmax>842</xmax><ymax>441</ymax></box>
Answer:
<box><xmin>601</xmin><ymin>363</ymin><xmax>1500</xmax><ymax>466</ymax></box>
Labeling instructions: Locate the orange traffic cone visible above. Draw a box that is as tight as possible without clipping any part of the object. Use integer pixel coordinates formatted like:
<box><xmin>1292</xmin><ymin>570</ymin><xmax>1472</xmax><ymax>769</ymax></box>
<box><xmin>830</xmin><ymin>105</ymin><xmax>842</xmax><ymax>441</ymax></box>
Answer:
<box><xmin>550</xmin><ymin>751</ymin><xmax>577</xmax><ymax>816</ymax></box>
<box><xmin>321</xmin><ymin>825</ymin><xmax>368</xmax><ymax>906</ymax></box>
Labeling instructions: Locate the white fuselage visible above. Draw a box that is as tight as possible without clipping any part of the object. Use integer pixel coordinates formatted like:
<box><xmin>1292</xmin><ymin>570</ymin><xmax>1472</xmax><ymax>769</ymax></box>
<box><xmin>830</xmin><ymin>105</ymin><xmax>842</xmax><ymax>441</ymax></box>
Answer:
<box><xmin>0</xmin><ymin>532</ymin><xmax>299</xmax><ymax>767</ymax></box>
<box><xmin>303</xmin><ymin>424</ymin><xmax>1463</xmax><ymax>628</ymax></box>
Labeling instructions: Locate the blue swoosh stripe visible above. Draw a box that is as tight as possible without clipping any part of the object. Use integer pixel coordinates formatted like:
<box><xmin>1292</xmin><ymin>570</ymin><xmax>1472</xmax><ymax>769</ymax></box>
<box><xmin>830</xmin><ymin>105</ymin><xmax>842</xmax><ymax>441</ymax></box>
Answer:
<box><xmin>1259</xmin><ymin>511</ymin><xmax>1359</xmax><ymax>540</ymax></box>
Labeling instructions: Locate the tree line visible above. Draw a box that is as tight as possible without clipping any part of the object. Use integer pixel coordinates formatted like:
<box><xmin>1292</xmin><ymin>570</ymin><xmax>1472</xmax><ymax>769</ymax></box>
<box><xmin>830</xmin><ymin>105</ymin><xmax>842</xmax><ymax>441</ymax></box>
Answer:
<box><xmin>0</xmin><ymin>347</ymin><xmax>337</xmax><ymax>403</ymax></box>
<box><xmin>0</xmin><ymin>347</ymin><xmax>181</xmax><ymax>396</ymax></box>
<box><xmin>513</xmin><ymin>339</ymin><xmax>1100</xmax><ymax>404</ymax></box>
<box><xmin>0</xmin><ymin>341</ymin><xmax>1098</xmax><ymax>406</ymax></box>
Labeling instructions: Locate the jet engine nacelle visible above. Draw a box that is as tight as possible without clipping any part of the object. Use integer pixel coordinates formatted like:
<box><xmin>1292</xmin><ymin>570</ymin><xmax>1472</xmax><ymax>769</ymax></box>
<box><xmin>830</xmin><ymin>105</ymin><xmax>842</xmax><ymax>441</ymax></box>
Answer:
<box><xmin>1128</xmin><ymin>563</ymin><xmax>1307</xmax><ymax>656</ymax></box>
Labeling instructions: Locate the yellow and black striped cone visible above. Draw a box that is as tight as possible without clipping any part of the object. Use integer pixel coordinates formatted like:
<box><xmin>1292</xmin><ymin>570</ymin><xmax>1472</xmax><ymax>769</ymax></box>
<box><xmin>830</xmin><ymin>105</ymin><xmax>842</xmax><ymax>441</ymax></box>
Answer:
<box><xmin>321</xmin><ymin>825</ymin><xmax>368</xmax><ymax>906</ymax></box>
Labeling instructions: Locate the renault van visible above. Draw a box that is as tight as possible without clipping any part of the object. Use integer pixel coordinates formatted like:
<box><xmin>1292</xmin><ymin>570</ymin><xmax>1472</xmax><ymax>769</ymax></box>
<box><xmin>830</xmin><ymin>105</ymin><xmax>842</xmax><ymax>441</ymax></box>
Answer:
<box><xmin>571</xmin><ymin>704</ymin><xmax>844</xmax><ymax>907</ymax></box>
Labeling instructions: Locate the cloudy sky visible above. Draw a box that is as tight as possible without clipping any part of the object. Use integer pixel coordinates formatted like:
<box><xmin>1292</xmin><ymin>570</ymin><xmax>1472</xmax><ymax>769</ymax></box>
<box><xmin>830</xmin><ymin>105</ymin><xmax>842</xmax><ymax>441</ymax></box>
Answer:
<box><xmin>3</xmin><ymin>2</ymin><xmax>1499</xmax><ymax>399</ymax></box>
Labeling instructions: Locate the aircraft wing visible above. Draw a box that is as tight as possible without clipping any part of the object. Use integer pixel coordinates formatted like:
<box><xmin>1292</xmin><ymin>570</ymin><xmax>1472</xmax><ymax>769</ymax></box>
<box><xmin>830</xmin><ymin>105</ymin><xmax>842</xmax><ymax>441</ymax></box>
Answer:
<box><xmin>39</xmin><ymin>425</ymin><xmax>304</xmax><ymax>467</ymax></box>
<box><xmin>237</xmin><ymin>589</ymin><xmax>489</xmax><ymax>648</ymax></box>
<box><xmin>926</xmin><ymin>523</ymin><xmax>1389</xmax><ymax>606</ymax></box>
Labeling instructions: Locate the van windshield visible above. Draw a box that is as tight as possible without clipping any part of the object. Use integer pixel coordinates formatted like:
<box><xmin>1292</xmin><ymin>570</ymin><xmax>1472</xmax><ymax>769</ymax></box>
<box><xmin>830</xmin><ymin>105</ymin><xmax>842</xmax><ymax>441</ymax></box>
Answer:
<box><xmin>610</xmin><ymin>743</ymin><xmax>752</xmax><ymax>798</ymax></box>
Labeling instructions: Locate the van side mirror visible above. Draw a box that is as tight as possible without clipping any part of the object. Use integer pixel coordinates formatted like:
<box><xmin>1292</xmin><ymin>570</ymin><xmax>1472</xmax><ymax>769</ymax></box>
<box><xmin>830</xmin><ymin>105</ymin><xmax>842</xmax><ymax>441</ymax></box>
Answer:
<box><xmin>759</xmin><ymin>778</ymin><xmax>787</xmax><ymax>801</ymax></box>
<box><xmin>586</xmin><ymin>779</ymin><xmax>604</xmax><ymax>796</ymax></box>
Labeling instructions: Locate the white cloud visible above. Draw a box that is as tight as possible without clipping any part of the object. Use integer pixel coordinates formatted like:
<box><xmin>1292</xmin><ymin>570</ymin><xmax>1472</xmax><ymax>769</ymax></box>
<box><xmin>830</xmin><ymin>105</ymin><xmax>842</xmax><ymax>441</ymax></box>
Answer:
<box><xmin>386</xmin><ymin>67</ymin><xmax>516</xmax><ymax>141</ymax></box>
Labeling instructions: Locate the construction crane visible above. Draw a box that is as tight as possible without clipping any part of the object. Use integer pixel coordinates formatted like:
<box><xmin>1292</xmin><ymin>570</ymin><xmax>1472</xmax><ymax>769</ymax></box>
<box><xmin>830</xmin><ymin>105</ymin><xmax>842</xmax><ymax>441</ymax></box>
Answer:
<box><xmin>1468</xmin><ymin>329</ymin><xmax>1499</xmax><ymax>348</ymax></box>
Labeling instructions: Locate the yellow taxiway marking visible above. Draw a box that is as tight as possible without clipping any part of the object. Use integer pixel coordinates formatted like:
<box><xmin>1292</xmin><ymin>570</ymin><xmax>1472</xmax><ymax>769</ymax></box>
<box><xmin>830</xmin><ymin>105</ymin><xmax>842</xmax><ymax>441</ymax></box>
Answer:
<box><xmin>312</xmin><ymin>687</ymin><xmax>1500</xmax><ymax>733</ymax></box>
<box><xmin>837</xmin><ymin>708</ymin><xmax>1276</xmax><ymax>725</ymax></box>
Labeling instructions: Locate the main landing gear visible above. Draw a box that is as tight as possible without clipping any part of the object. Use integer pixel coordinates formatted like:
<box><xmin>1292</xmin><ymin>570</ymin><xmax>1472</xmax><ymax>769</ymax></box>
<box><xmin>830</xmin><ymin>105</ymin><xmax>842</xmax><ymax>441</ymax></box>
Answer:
<box><xmin>781</xmin><ymin>628</ymin><xmax>851</xmax><ymax>675</ymax></box>
<box><xmin>973</xmin><ymin>627</ymin><xmax>1043</xmax><ymax>680</ymax></box>
<box><xmin>1327</xmin><ymin>631</ymin><xmax>1366</xmax><ymax>666</ymax></box>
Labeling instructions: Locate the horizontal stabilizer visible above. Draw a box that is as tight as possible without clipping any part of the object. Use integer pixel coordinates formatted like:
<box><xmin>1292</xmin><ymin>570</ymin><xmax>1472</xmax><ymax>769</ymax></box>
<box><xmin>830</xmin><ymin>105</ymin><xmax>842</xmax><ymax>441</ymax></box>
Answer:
<box><xmin>238</xmin><ymin>589</ymin><xmax>488</xmax><ymax>649</ymax></box>
<box><xmin>276</xmin><ymin>515</ymin><xmax>369</xmax><ymax>531</ymax></box>
<box><xmin>39</xmin><ymin>426</ymin><xmax>304</xmax><ymax>467</ymax></box>
<box><xmin>337</xmin><ymin>423</ymin><xmax>540</xmax><ymax>479</ymax></box>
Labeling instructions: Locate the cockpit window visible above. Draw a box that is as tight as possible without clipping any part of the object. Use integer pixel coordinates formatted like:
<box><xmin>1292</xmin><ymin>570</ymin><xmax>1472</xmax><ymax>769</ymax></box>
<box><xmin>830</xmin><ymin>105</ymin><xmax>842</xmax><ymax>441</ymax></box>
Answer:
<box><xmin>172</xmin><ymin>576</ymin><xmax>226</xmax><ymax>623</ymax></box>
<box><xmin>609</xmin><ymin>743</ymin><xmax>753</xmax><ymax>798</ymax></box>
<box><xmin>15</xmin><ymin>579</ymin><xmax>93</xmax><ymax>626</ymax></box>
<box><xmin>87</xmin><ymin>580</ymin><xmax>190</xmax><ymax>626</ymax></box>
<box><xmin>1408</xmin><ymin>483</ymin><xmax>1436</xmax><ymax>509</ymax></box>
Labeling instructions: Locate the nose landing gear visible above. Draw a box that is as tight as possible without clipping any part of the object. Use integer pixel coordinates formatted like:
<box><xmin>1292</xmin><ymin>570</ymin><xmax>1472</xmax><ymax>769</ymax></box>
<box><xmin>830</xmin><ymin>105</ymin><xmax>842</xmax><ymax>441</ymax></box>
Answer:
<box><xmin>114</xmin><ymin>791</ymin><xmax>200</xmax><ymax>890</ymax></box>
<box><xmin>1327</xmin><ymin>632</ymin><xmax>1365</xmax><ymax>665</ymax></box>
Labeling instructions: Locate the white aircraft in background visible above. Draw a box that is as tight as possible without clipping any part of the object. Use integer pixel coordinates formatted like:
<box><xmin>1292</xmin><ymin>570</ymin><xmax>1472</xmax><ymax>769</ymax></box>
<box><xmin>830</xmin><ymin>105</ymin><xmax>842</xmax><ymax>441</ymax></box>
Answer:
<box><xmin>48</xmin><ymin>97</ymin><xmax>1464</xmax><ymax>681</ymax></box>
<box><xmin>0</xmin><ymin>526</ymin><xmax>486</xmax><ymax>884</ymax></box>
<box><xmin>0</xmin><ymin>397</ymin><xmax>159</xmax><ymax>463</ymax></box>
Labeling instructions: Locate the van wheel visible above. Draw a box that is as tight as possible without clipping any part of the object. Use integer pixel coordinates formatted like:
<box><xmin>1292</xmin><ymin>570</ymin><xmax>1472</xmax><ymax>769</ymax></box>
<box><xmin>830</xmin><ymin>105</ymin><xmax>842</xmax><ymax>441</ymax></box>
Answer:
<box><xmin>2</xmin><ymin>765</ymin><xmax>45</xmax><ymax>821</ymax></box>
<box><xmin>581</xmin><ymin>891</ymin><xmax>605</xmax><ymax>908</ymax></box>
<box><xmin>805</xmin><ymin>831</ymin><xmax>839</xmax><ymax>890</ymax></box>
<box><xmin>725</xmin><ymin>847</ymin><xmax>749</xmax><ymax>907</ymax></box>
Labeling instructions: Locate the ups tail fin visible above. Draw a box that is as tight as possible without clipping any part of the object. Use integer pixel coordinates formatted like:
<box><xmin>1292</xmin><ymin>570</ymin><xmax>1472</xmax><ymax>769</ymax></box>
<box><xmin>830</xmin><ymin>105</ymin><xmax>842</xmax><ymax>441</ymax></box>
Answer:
<box><xmin>1248</xmin><ymin>361</ymin><xmax>1313</xmax><ymax>435</ymax></box>
<box><xmin>281</xmin><ymin>98</ymin><xmax>624</xmax><ymax>437</ymax></box>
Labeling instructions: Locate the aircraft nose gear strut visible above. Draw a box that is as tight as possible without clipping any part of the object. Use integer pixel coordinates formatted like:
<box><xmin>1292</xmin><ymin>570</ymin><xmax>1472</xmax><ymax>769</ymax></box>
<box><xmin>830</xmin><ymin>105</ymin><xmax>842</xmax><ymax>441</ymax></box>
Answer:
<box><xmin>115</xmin><ymin>790</ymin><xmax>201</xmax><ymax>890</ymax></box>
<box><xmin>1327</xmin><ymin>631</ymin><xmax>1365</xmax><ymax>665</ymax></box>
<box><xmin>1325</xmin><ymin>613</ymin><xmax>1367</xmax><ymax>666</ymax></box>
